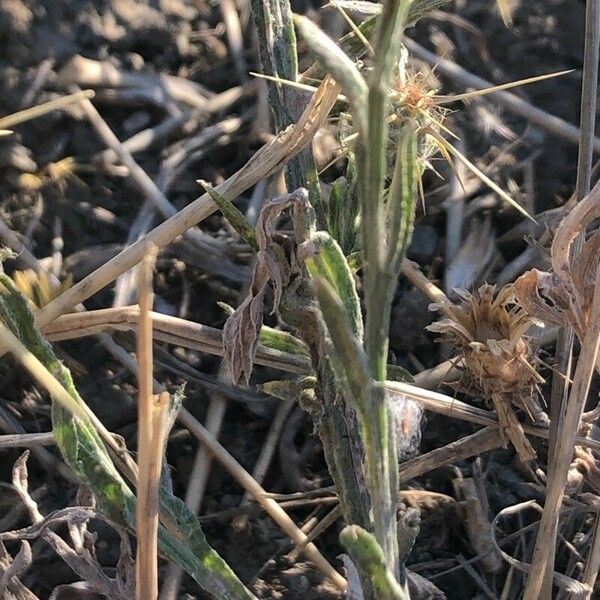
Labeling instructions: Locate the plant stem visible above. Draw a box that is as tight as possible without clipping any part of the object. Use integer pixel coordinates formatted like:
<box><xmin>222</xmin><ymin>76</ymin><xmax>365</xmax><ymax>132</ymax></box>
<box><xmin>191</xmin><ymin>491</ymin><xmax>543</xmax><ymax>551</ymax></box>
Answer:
<box><xmin>250</xmin><ymin>0</ymin><xmax>311</xmax><ymax>190</ymax></box>
<box><xmin>536</xmin><ymin>0</ymin><xmax>600</xmax><ymax>596</ymax></box>
<box><xmin>358</xmin><ymin>0</ymin><xmax>412</xmax><ymax>579</ymax></box>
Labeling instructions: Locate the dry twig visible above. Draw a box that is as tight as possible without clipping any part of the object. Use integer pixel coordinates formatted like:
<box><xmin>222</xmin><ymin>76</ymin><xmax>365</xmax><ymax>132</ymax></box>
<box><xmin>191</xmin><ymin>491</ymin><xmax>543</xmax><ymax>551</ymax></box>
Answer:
<box><xmin>135</xmin><ymin>246</ymin><xmax>163</xmax><ymax>600</ymax></box>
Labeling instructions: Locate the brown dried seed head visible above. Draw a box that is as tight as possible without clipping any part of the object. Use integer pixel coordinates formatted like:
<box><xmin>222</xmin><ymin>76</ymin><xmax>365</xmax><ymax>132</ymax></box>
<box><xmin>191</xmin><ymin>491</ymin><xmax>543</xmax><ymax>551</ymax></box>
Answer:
<box><xmin>428</xmin><ymin>284</ymin><xmax>545</xmax><ymax>419</ymax></box>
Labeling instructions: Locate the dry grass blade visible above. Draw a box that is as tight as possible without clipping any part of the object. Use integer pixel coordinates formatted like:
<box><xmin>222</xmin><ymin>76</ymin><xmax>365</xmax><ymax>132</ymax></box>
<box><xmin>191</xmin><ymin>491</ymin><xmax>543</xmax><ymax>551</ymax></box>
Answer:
<box><xmin>491</xmin><ymin>502</ymin><xmax>590</xmax><ymax>597</ymax></box>
<box><xmin>41</xmin><ymin>306</ymin><xmax>312</xmax><ymax>374</ymax></box>
<box><xmin>7</xmin><ymin>76</ymin><xmax>340</xmax><ymax>347</ymax></box>
<box><xmin>221</xmin><ymin>0</ymin><xmax>248</xmax><ymax>83</ymax></box>
<box><xmin>174</xmin><ymin>407</ymin><xmax>347</xmax><ymax>591</ymax></box>
<box><xmin>0</xmin><ymin>319</ymin><xmax>139</xmax><ymax>485</ymax></box>
<box><xmin>386</xmin><ymin>380</ymin><xmax>600</xmax><ymax>452</ymax></box>
<box><xmin>427</xmin><ymin>129</ymin><xmax>535</xmax><ymax>221</ymax></box>
<box><xmin>56</xmin><ymin>55</ymin><xmax>213</xmax><ymax>105</ymax></box>
<box><xmin>135</xmin><ymin>245</ymin><xmax>161</xmax><ymax>600</ymax></box>
<box><xmin>51</xmin><ymin>308</ymin><xmax>340</xmax><ymax>591</ymax></box>
<box><xmin>0</xmin><ymin>432</ymin><xmax>55</xmax><ymax>449</ymax></box>
<box><xmin>0</xmin><ymin>89</ymin><xmax>95</xmax><ymax>129</ymax></box>
<box><xmin>36</xmin><ymin>306</ymin><xmax>600</xmax><ymax>452</ymax></box>
<box><xmin>397</xmin><ymin>427</ymin><xmax>502</xmax><ymax>483</ymax></box>
<box><xmin>73</xmin><ymin>87</ymin><xmax>219</xmax><ymax>253</ymax></box>
<box><xmin>240</xmin><ymin>398</ymin><xmax>295</xmax><ymax>505</ymax></box>
<box><xmin>0</xmin><ymin>322</ymin><xmax>106</xmax><ymax>446</ymax></box>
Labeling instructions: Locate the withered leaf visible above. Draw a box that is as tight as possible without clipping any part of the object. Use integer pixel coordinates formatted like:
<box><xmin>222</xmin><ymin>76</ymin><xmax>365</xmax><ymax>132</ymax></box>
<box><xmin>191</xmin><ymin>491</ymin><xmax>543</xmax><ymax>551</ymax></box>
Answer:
<box><xmin>513</xmin><ymin>269</ymin><xmax>570</xmax><ymax>331</ymax></box>
<box><xmin>515</xmin><ymin>179</ymin><xmax>600</xmax><ymax>339</ymax></box>
<box><xmin>223</xmin><ymin>190</ymin><xmax>308</xmax><ymax>385</ymax></box>
<box><xmin>572</xmin><ymin>231</ymin><xmax>600</xmax><ymax>324</ymax></box>
<box><xmin>0</xmin><ymin>540</ymin><xmax>37</xmax><ymax>600</ymax></box>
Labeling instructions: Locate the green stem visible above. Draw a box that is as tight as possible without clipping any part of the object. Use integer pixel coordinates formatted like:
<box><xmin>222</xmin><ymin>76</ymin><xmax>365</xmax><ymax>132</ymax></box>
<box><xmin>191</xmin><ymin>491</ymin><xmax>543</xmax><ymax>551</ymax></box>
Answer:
<box><xmin>358</xmin><ymin>0</ymin><xmax>413</xmax><ymax>578</ymax></box>
<box><xmin>250</xmin><ymin>0</ymin><xmax>312</xmax><ymax>190</ymax></box>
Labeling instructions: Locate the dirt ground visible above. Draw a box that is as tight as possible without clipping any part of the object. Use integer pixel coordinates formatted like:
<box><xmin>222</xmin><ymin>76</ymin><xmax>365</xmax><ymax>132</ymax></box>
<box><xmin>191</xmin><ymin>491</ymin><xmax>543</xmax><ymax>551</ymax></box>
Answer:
<box><xmin>0</xmin><ymin>1</ymin><xmax>595</xmax><ymax>599</ymax></box>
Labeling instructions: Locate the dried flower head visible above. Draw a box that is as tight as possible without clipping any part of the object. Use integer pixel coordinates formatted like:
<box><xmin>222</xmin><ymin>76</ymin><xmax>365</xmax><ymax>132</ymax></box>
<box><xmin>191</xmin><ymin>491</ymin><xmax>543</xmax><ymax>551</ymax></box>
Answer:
<box><xmin>428</xmin><ymin>284</ymin><xmax>547</xmax><ymax>460</ymax></box>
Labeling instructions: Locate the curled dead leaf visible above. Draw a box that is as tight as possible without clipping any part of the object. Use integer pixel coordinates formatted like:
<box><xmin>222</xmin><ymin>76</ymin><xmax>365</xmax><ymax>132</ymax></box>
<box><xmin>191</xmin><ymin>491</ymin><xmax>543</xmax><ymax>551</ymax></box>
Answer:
<box><xmin>513</xmin><ymin>269</ymin><xmax>570</xmax><ymax>331</ymax></box>
<box><xmin>515</xmin><ymin>178</ymin><xmax>600</xmax><ymax>339</ymax></box>
<box><xmin>223</xmin><ymin>189</ymin><xmax>308</xmax><ymax>385</ymax></box>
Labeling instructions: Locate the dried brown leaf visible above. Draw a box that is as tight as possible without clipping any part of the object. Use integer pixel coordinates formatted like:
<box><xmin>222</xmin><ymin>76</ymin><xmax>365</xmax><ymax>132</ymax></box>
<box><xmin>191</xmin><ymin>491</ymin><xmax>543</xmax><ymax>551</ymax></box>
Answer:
<box><xmin>572</xmin><ymin>231</ymin><xmax>600</xmax><ymax>321</ymax></box>
<box><xmin>223</xmin><ymin>190</ymin><xmax>308</xmax><ymax>384</ymax></box>
<box><xmin>3</xmin><ymin>453</ymin><xmax>133</xmax><ymax>600</ymax></box>
<box><xmin>515</xmin><ymin>178</ymin><xmax>600</xmax><ymax>338</ymax></box>
<box><xmin>513</xmin><ymin>269</ymin><xmax>569</xmax><ymax>330</ymax></box>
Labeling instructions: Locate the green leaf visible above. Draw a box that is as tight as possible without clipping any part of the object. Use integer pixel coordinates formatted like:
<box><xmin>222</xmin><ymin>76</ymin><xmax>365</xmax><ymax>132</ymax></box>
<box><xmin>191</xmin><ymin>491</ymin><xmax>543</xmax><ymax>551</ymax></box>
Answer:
<box><xmin>200</xmin><ymin>180</ymin><xmax>258</xmax><ymax>250</ymax></box>
<box><xmin>311</xmin><ymin>276</ymin><xmax>369</xmax><ymax>409</ymax></box>
<box><xmin>340</xmin><ymin>525</ymin><xmax>408</xmax><ymax>600</ymax></box>
<box><xmin>0</xmin><ymin>272</ymin><xmax>256</xmax><ymax>600</ymax></box>
<box><xmin>387</xmin><ymin>124</ymin><xmax>418</xmax><ymax>268</ymax></box>
<box><xmin>250</xmin><ymin>0</ymin><xmax>312</xmax><ymax>191</ymax></box>
<box><xmin>328</xmin><ymin>153</ymin><xmax>360</xmax><ymax>255</ymax></box>
<box><xmin>301</xmin><ymin>231</ymin><xmax>363</xmax><ymax>338</ymax></box>
<box><xmin>328</xmin><ymin>177</ymin><xmax>348</xmax><ymax>244</ymax></box>
<box><xmin>158</xmin><ymin>492</ymin><xmax>254</xmax><ymax>600</ymax></box>
<box><xmin>307</xmin><ymin>165</ymin><xmax>328</xmax><ymax>231</ymax></box>
<box><xmin>259</xmin><ymin>326</ymin><xmax>311</xmax><ymax>357</ymax></box>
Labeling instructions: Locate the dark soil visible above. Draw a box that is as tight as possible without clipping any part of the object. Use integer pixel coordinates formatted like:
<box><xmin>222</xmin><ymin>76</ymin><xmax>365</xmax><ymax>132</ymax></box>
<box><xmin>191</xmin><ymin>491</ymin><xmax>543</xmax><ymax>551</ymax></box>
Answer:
<box><xmin>0</xmin><ymin>1</ymin><xmax>596</xmax><ymax>599</ymax></box>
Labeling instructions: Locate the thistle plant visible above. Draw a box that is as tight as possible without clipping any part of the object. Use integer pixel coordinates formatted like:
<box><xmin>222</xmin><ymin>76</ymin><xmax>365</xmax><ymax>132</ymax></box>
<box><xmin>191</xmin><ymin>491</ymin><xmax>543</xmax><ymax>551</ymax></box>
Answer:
<box><xmin>212</xmin><ymin>0</ymin><xmax>570</xmax><ymax>594</ymax></box>
<box><xmin>427</xmin><ymin>284</ymin><xmax>547</xmax><ymax>461</ymax></box>
<box><xmin>218</xmin><ymin>0</ymin><xmax>444</xmax><ymax>595</ymax></box>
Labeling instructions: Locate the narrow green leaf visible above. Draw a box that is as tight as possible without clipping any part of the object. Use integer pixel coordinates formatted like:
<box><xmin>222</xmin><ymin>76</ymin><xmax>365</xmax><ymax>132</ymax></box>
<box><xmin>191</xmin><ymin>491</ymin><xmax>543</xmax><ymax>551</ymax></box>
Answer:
<box><xmin>340</xmin><ymin>525</ymin><xmax>408</xmax><ymax>600</ymax></box>
<box><xmin>200</xmin><ymin>180</ymin><xmax>258</xmax><ymax>250</ymax></box>
<box><xmin>250</xmin><ymin>0</ymin><xmax>311</xmax><ymax>191</ymax></box>
<box><xmin>311</xmin><ymin>276</ymin><xmax>369</xmax><ymax>409</ymax></box>
<box><xmin>387</xmin><ymin>124</ymin><xmax>418</xmax><ymax>268</ymax></box>
<box><xmin>307</xmin><ymin>165</ymin><xmax>329</xmax><ymax>231</ymax></box>
<box><xmin>370</xmin><ymin>1</ymin><xmax>411</xmax><ymax>89</ymax></box>
<box><xmin>158</xmin><ymin>493</ymin><xmax>254</xmax><ymax>600</ymax></box>
<box><xmin>259</xmin><ymin>327</ymin><xmax>311</xmax><ymax>357</ymax></box>
<box><xmin>0</xmin><ymin>271</ymin><xmax>256</xmax><ymax>600</ymax></box>
<box><xmin>329</xmin><ymin>177</ymin><xmax>348</xmax><ymax>244</ymax></box>
<box><xmin>328</xmin><ymin>153</ymin><xmax>361</xmax><ymax>256</ymax></box>
<box><xmin>302</xmin><ymin>231</ymin><xmax>363</xmax><ymax>338</ymax></box>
